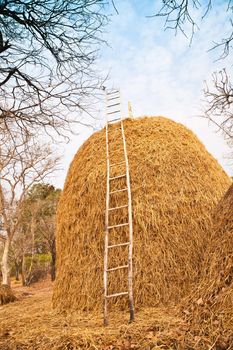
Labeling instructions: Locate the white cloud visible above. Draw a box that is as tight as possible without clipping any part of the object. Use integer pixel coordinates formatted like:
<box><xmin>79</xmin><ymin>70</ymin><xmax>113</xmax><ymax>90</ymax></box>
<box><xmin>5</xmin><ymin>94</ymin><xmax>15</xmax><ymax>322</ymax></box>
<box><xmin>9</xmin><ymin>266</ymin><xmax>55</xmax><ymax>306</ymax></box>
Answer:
<box><xmin>99</xmin><ymin>1</ymin><xmax>232</xmax><ymax>173</ymax></box>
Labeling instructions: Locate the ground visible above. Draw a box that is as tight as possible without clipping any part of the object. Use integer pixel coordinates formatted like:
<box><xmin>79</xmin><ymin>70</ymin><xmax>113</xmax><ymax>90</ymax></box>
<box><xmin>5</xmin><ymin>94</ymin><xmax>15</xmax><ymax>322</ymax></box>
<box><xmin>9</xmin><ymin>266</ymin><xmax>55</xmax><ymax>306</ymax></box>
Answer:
<box><xmin>0</xmin><ymin>278</ymin><xmax>223</xmax><ymax>350</ymax></box>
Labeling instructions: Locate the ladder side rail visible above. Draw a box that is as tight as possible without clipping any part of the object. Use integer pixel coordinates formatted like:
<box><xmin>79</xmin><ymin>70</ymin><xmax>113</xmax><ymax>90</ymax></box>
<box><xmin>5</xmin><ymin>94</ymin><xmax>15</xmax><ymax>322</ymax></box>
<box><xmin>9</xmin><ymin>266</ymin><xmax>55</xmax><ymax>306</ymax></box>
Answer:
<box><xmin>103</xmin><ymin>88</ymin><xmax>135</xmax><ymax>326</ymax></box>
<box><xmin>104</xmin><ymin>100</ymin><xmax>110</xmax><ymax>327</ymax></box>
<box><xmin>121</xmin><ymin>120</ymin><xmax>135</xmax><ymax>323</ymax></box>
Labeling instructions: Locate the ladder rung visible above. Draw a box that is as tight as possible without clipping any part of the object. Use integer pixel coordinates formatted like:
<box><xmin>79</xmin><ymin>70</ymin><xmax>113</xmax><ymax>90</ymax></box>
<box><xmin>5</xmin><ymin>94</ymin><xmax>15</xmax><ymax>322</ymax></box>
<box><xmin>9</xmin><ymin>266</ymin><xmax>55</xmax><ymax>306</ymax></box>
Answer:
<box><xmin>107</xmin><ymin>96</ymin><xmax>120</xmax><ymax>101</ymax></box>
<box><xmin>108</xmin><ymin>117</ymin><xmax>121</xmax><ymax>123</ymax></box>
<box><xmin>110</xmin><ymin>161</ymin><xmax>125</xmax><ymax>167</ymax></box>
<box><xmin>106</xmin><ymin>292</ymin><xmax>128</xmax><ymax>298</ymax></box>
<box><xmin>108</xmin><ymin>204</ymin><xmax>128</xmax><ymax>211</ymax></box>
<box><xmin>108</xmin><ymin>242</ymin><xmax>130</xmax><ymax>248</ymax></box>
<box><xmin>109</xmin><ymin>174</ymin><xmax>126</xmax><ymax>180</ymax></box>
<box><xmin>107</xmin><ymin>103</ymin><xmax>120</xmax><ymax>108</ymax></box>
<box><xmin>110</xmin><ymin>188</ymin><xmax>127</xmax><ymax>194</ymax></box>
<box><xmin>106</xmin><ymin>90</ymin><xmax>119</xmax><ymax>95</ymax></box>
<box><xmin>107</xmin><ymin>265</ymin><xmax>128</xmax><ymax>272</ymax></box>
<box><xmin>107</xmin><ymin>110</ymin><xmax>121</xmax><ymax>115</ymax></box>
<box><xmin>108</xmin><ymin>223</ymin><xmax>129</xmax><ymax>229</ymax></box>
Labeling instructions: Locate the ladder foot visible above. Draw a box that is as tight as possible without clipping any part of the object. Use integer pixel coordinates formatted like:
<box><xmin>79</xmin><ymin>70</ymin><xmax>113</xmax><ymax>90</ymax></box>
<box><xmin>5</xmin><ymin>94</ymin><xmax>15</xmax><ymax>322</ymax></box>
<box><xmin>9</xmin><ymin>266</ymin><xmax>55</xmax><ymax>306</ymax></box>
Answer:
<box><xmin>129</xmin><ymin>315</ymin><xmax>135</xmax><ymax>323</ymax></box>
<box><xmin>129</xmin><ymin>308</ymin><xmax>135</xmax><ymax>323</ymax></box>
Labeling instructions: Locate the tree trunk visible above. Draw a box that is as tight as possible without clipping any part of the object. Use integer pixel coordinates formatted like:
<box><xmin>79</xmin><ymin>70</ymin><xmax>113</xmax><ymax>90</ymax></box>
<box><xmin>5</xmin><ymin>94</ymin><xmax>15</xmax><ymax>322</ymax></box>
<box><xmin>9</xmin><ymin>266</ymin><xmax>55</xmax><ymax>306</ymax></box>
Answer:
<box><xmin>15</xmin><ymin>261</ymin><xmax>20</xmax><ymax>281</ymax></box>
<box><xmin>50</xmin><ymin>238</ymin><xmax>56</xmax><ymax>281</ymax></box>
<box><xmin>25</xmin><ymin>216</ymin><xmax>35</xmax><ymax>286</ymax></box>
<box><xmin>1</xmin><ymin>235</ymin><xmax>11</xmax><ymax>285</ymax></box>
<box><xmin>21</xmin><ymin>254</ymin><xmax>26</xmax><ymax>286</ymax></box>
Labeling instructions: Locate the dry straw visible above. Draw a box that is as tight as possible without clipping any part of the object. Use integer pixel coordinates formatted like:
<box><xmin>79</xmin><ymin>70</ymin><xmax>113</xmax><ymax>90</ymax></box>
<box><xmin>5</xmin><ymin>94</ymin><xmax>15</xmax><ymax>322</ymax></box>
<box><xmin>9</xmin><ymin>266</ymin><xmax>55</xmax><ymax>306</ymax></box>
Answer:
<box><xmin>0</xmin><ymin>279</ymin><xmax>232</xmax><ymax>349</ymax></box>
<box><xmin>181</xmin><ymin>182</ymin><xmax>233</xmax><ymax>348</ymax></box>
<box><xmin>53</xmin><ymin>116</ymin><xmax>230</xmax><ymax>315</ymax></box>
<box><xmin>0</xmin><ymin>285</ymin><xmax>17</xmax><ymax>305</ymax></box>
<box><xmin>0</xmin><ymin>287</ymin><xmax>195</xmax><ymax>349</ymax></box>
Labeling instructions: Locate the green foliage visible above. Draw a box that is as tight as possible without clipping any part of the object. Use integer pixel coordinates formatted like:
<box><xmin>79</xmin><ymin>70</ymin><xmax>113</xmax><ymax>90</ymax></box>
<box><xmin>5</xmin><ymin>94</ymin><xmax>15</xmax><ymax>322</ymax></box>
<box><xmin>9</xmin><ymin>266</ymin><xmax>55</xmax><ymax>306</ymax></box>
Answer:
<box><xmin>25</xmin><ymin>254</ymin><xmax>52</xmax><ymax>268</ymax></box>
<box><xmin>23</xmin><ymin>183</ymin><xmax>61</xmax><ymax>219</ymax></box>
<box><xmin>10</xmin><ymin>254</ymin><xmax>51</xmax><ymax>275</ymax></box>
<box><xmin>18</xmin><ymin>182</ymin><xmax>61</xmax><ymax>254</ymax></box>
<box><xmin>24</xmin><ymin>253</ymin><xmax>52</xmax><ymax>285</ymax></box>
<box><xmin>27</xmin><ymin>183</ymin><xmax>61</xmax><ymax>202</ymax></box>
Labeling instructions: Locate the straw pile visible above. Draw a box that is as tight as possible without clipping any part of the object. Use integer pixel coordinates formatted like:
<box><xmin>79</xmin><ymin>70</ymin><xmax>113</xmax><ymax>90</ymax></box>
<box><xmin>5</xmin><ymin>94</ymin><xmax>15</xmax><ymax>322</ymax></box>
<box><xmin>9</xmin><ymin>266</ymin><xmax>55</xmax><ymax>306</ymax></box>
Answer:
<box><xmin>0</xmin><ymin>284</ymin><xmax>194</xmax><ymax>350</ymax></box>
<box><xmin>0</xmin><ymin>284</ymin><xmax>17</xmax><ymax>305</ymax></box>
<box><xmin>0</xmin><ymin>277</ymin><xmax>231</xmax><ymax>349</ymax></box>
<box><xmin>181</xmin><ymin>182</ymin><xmax>233</xmax><ymax>347</ymax></box>
<box><xmin>53</xmin><ymin>116</ymin><xmax>231</xmax><ymax>314</ymax></box>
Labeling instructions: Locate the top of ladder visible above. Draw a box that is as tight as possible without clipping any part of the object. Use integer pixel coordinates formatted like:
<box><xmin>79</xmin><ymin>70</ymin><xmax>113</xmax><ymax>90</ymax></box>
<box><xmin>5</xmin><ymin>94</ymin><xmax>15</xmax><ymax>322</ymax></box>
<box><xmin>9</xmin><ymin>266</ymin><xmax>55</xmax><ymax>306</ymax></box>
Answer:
<box><xmin>105</xmin><ymin>88</ymin><xmax>123</xmax><ymax>125</ymax></box>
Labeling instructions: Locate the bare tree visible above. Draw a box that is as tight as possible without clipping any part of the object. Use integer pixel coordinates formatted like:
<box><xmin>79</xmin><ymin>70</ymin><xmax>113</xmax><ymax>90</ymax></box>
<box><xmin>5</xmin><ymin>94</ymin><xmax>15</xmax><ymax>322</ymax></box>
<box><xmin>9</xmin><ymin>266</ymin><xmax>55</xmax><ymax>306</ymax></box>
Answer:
<box><xmin>0</xmin><ymin>128</ymin><xmax>59</xmax><ymax>303</ymax></box>
<box><xmin>0</xmin><ymin>0</ymin><xmax>108</xmax><ymax>136</ymax></box>
<box><xmin>204</xmin><ymin>69</ymin><xmax>233</xmax><ymax>140</ymax></box>
<box><xmin>151</xmin><ymin>1</ymin><xmax>233</xmax><ymax>143</ymax></box>
<box><xmin>10</xmin><ymin>226</ymin><xmax>26</xmax><ymax>282</ymax></box>
<box><xmin>153</xmin><ymin>1</ymin><xmax>233</xmax><ymax>55</ymax></box>
<box><xmin>10</xmin><ymin>202</ymin><xmax>38</xmax><ymax>286</ymax></box>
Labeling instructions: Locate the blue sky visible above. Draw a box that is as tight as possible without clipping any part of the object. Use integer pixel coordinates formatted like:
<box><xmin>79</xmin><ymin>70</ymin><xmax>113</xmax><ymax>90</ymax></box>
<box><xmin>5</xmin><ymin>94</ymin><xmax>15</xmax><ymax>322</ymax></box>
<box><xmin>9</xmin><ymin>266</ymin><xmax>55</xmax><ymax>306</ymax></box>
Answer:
<box><xmin>54</xmin><ymin>0</ymin><xmax>233</xmax><ymax>188</ymax></box>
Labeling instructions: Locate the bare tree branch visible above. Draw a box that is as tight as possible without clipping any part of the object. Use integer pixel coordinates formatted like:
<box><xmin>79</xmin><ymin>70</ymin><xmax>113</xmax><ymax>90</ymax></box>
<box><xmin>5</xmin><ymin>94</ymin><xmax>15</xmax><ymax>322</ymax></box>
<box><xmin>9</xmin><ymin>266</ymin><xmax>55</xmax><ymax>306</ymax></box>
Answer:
<box><xmin>210</xmin><ymin>19</ymin><xmax>233</xmax><ymax>60</ymax></box>
<box><xmin>203</xmin><ymin>69</ymin><xmax>233</xmax><ymax>140</ymax></box>
<box><xmin>153</xmin><ymin>1</ymin><xmax>233</xmax><ymax>57</ymax></box>
<box><xmin>0</xmin><ymin>0</ymin><xmax>109</xmax><ymax>137</ymax></box>
<box><xmin>150</xmin><ymin>1</ymin><xmax>211</xmax><ymax>39</ymax></box>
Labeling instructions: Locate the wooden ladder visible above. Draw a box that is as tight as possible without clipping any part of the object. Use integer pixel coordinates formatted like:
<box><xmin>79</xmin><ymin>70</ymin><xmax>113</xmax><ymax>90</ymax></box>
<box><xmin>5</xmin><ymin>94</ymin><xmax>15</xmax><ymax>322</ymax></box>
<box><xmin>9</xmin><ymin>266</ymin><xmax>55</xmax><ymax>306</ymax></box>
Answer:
<box><xmin>104</xmin><ymin>89</ymin><xmax>134</xmax><ymax>326</ymax></box>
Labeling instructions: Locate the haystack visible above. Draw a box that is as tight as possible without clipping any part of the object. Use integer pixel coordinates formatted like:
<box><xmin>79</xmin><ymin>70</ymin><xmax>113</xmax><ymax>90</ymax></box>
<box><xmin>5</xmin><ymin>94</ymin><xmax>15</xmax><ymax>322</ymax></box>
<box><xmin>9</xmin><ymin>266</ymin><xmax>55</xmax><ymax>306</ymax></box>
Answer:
<box><xmin>53</xmin><ymin>117</ymin><xmax>230</xmax><ymax>313</ymax></box>
<box><xmin>182</xmin><ymin>182</ymin><xmax>233</xmax><ymax>346</ymax></box>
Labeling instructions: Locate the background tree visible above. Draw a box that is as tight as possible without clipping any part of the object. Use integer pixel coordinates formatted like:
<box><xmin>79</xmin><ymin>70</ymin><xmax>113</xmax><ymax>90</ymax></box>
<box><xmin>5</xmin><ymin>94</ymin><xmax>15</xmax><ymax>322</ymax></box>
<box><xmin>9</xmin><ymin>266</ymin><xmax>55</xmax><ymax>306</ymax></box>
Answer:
<box><xmin>10</xmin><ymin>195</ymin><xmax>44</xmax><ymax>286</ymax></box>
<box><xmin>0</xmin><ymin>129</ymin><xmax>59</xmax><ymax>303</ymax></box>
<box><xmin>204</xmin><ymin>69</ymin><xmax>233</xmax><ymax>141</ymax></box>
<box><xmin>34</xmin><ymin>184</ymin><xmax>61</xmax><ymax>282</ymax></box>
<box><xmin>0</xmin><ymin>0</ymin><xmax>108</xmax><ymax>137</ymax></box>
<box><xmin>11</xmin><ymin>183</ymin><xmax>61</xmax><ymax>284</ymax></box>
<box><xmin>154</xmin><ymin>1</ymin><xmax>233</xmax><ymax>141</ymax></box>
